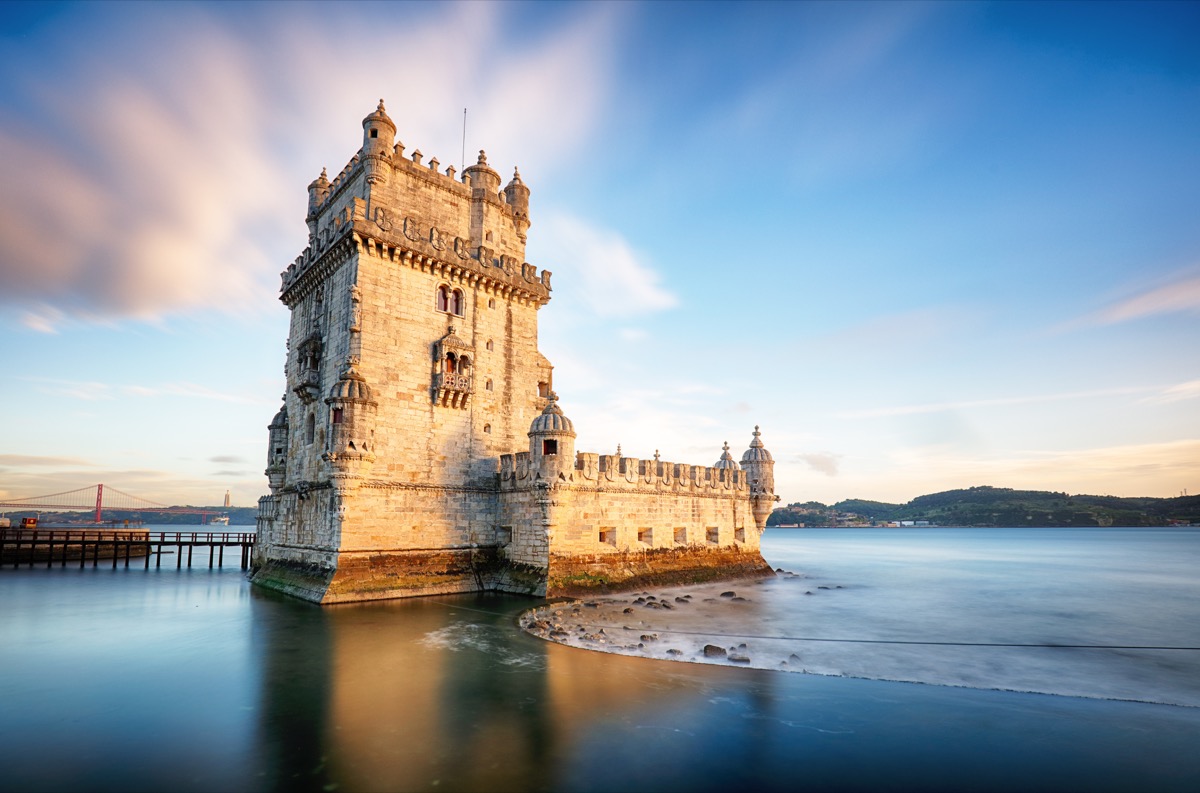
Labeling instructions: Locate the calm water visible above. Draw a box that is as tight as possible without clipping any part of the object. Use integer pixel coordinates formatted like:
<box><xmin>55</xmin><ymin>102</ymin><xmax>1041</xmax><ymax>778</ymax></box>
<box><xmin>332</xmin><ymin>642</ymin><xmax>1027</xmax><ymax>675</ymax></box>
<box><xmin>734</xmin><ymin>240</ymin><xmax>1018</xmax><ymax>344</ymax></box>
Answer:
<box><xmin>1</xmin><ymin>527</ymin><xmax>1198</xmax><ymax>792</ymax></box>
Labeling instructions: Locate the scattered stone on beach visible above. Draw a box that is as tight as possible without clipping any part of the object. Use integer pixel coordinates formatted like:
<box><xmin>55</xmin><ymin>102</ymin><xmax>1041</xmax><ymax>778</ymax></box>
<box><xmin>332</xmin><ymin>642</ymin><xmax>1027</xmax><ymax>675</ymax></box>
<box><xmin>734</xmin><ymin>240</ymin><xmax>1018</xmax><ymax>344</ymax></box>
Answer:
<box><xmin>805</xmin><ymin>591</ymin><xmax>813</xmax><ymax>595</ymax></box>
<box><xmin>703</xmin><ymin>644</ymin><xmax>727</xmax><ymax>658</ymax></box>
<box><xmin>634</xmin><ymin>597</ymin><xmax>646</xmax><ymax>604</ymax></box>
<box><xmin>674</xmin><ymin>596</ymin><xmax>689</xmax><ymax>604</ymax></box>
<box><xmin>775</xmin><ymin>567</ymin><xmax>785</xmax><ymax>573</ymax></box>
<box><xmin>667</xmin><ymin>649</ymin><xmax>682</xmax><ymax>656</ymax></box>
<box><xmin>646</xmin><ymin>595</ymin><xmax>657</xmax><ymax>601</ymax></box>
<box><xmin>660</xmin><ymin>601</ymin><xmax>673</xmax><ymax>609</ymax></box>
<box><xmin>720</xmin><ymin>591</ymin><xmax>736</xmax><ymax>598</ymax></box>
<box><xmin>584</xmin><ymin>601</ymin><xmax>600</xmax><ymax>607</ymax></box>
<box><xmin>728</xmin><ymin>653</ymin><xmax>751</xmax><ymax>664</ymax></box>
<box><xmin>623</xmin><ymin>607</ymin><xmax>635</xmax><ymax>614</ymax></box>
<box><xmin>640</xmin><ymin>634</ymin><xmax>658</xmax><ymax>642</ymax></box>
<box><xmin>818</xmin><ymin>586</ymin><xmax>831</xmax><ymax>590</ymax></box>
<box><xmin>789</xmin><ymin>653</ymin><xmax>802</xmax><ymax>664</ymax></box>
<box><xmin>731</xmin><ymin>596</ymin><xmax>748</xmax><ymax>602</ymax></box>
<box><xmin>836</xmin><ymin>585</ymin><xmax>844</xmax><ymax>589</ymax></box>
<box><xmin>703</xmin><ymin>598</ymin><xmax>717</xmax><ymax>603</ymax></box>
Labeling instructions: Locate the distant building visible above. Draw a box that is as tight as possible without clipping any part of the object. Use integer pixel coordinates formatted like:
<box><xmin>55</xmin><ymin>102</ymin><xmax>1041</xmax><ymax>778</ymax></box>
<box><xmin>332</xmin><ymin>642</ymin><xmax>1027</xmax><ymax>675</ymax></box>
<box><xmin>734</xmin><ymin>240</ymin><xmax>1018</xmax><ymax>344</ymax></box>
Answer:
<box><xmin>252</xmin><ymin>102</ymin><xmax>778</xmax><ymax>604</ymax></box>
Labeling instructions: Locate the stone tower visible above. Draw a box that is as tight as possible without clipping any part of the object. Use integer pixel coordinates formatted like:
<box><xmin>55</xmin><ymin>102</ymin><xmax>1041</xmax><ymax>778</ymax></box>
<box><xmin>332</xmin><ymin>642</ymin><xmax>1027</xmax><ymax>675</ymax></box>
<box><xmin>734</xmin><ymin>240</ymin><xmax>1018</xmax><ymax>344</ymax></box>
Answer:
<box><xmin>254</xmin><ymin>100</ymin><xmax>555</xmax><ymax>602</ymax></box>
<box><xmin>253</xmin><ymin>101</ymin><xmax>778</xmax><ymax>604</ymax></box>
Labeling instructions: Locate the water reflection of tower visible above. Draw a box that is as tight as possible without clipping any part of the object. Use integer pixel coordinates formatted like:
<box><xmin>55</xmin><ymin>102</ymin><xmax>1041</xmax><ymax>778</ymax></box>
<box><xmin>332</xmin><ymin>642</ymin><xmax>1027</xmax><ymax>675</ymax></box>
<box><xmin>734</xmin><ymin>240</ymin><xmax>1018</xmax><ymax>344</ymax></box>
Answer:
<box><xmin>224</xmin><ymin>490</ymin><xmax>231</xmax><ymax>509</ymax></box>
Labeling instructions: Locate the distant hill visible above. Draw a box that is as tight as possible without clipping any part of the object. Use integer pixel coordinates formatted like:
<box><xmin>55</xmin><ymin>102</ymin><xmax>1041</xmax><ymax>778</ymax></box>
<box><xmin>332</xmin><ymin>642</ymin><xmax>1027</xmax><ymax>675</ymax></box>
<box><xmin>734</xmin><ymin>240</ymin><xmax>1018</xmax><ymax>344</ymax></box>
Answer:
<box><xmin>769</xmin><ymin>486</ymin><xmax>1200</xmax><ymax>528</ymax></box>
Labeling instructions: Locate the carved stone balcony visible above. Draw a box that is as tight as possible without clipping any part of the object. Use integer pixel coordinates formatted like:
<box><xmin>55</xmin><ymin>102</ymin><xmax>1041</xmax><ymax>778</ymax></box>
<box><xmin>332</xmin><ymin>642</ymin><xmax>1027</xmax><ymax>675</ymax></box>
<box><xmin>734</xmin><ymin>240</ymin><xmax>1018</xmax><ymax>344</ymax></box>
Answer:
<box><xmin>433</xmin><ymin>373</ymin><xmax>473</xmax><ymax>409</ymax></box>
<box><xmin>292</xmin><ymin>370</ymin><xmax>321</xmax><ymax>404</ymax></box>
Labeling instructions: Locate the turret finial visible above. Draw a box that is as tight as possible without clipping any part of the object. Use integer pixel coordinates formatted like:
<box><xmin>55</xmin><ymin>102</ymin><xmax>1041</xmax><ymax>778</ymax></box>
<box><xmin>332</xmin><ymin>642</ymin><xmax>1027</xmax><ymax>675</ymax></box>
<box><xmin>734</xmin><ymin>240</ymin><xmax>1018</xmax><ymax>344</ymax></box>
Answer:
<box><xmin>654</xmin><ymin>449</ymin><xmax>660</xmax><ymax>461</ymax></box>
<box><xmin>617</xmin><ymin>443</ymin><xmax>622</xmax><ymax>456</ymax></box>
<box><xmin>377</xmin><ymin>98</ymin><xmax>386</xmax><ymax>111</ymax></box>
<box><xmin>477</xmin><ymin>149</ymin><xmax>488</xmax><ymax>165</ymax></box>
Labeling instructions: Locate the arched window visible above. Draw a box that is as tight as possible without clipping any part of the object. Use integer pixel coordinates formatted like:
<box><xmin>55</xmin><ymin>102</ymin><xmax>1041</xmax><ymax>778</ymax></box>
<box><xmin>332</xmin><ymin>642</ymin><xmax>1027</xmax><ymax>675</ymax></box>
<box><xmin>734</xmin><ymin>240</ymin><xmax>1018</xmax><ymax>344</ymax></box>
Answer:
<box><xmin>449</xmin><ymin>289</ymin><xmax>464</xmax><ymax>316</ymax></box>
<box><xmin>488</xmin><ymin>298</ymin><xmax>496</xmax><ymax>309</ymax></box>
<box><xmin>435</xmin><ymin>285</ymin><xmax>450</xmax><ymax>312</ymax></box>
<box><xmin>445</xmin><ymin>353</ymin><xmax>457</xmax><ymax>374</ymax></box>
<box><xmin>305</xmin><ymin>412</ymin><xmax>315</xmax><ymax>444</ymax></box>
<box><xmin>459</xmin><ymin>356</ymin><xmax>471</xmax><ymax>375</ymax></box>
<box><xmin>486</xmin><ymin>339</ymin><xmax>493</xmax><ymax>351</ymax></box>
<box><xmin>483</xmin><ymin>423</ymin><xmax>492</xmax><ymax>434</ymax></box>
<box><xmin>485</xmin><ymin>379</ymin><xmax>493</xmax><ymax>391</ymax></box>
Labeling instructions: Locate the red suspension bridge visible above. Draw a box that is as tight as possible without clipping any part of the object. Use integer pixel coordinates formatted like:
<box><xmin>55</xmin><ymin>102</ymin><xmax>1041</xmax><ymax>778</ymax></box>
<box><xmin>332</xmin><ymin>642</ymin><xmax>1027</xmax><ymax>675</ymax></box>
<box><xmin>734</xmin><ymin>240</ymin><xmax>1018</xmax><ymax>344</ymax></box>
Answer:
<box><xmin>0</xmin><ymin>484</ymin><xmax>229</xmax><ymax>524</ymax></box>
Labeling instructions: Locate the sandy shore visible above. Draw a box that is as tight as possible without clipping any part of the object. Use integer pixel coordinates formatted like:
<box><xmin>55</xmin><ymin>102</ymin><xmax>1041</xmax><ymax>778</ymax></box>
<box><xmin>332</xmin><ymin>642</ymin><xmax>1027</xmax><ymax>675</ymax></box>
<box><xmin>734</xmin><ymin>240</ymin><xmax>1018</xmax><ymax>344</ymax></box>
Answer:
<box><xmin>519</xmin><ymin>567</ymin><xmax>830</xmax><ymax>672</ymax></box>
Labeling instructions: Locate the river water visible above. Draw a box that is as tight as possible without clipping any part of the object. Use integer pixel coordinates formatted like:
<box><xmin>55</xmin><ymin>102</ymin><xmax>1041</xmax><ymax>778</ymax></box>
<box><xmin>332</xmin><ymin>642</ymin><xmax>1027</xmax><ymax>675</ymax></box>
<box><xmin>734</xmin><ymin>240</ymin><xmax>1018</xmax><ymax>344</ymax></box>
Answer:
<box><xmin>1</xmin><ymin>527</ymin><xmax>1198</xmax><ymax>792</ymax></box>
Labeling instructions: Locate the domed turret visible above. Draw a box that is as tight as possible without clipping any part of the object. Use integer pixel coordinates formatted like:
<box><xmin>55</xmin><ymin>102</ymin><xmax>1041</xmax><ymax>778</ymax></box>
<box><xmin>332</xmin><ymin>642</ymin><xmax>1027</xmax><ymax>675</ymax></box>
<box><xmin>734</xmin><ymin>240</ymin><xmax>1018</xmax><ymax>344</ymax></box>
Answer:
<box><xmin>464</xmin><ymin>149</ymin><xmax>501</xmax><ymax>195</ymax></box>
<box><xmin>307</xmin><ymin>167</ymin><xmax>330</xmax><ymax>231</ymax></box>
<box><xmin>741</xmin><ymin>426</ymin><xmax>778</xmax><ymax>531</ymax></box>
<box><xmin>528</xmin><ymin>392</ymin><xmax>575</xmax><ymax>480</ymax></box>
<box><xmin>327</xmin><ymin>365</ymin><xmax>374</xmax><ymax>403</ymax></box>
<box><xmin>713</xmin><ymin>442</ymin><xmax>740</xmax><ymax>470</ymax></box>
<box><xmin>265</xmin><ymin>402</ymin><xmax>289</xmax><ymax>493</ymax></box>
<box><xmin>361</xmin><ymin>99</ymin><xmax>396</xmax><ymax>156</ymax></box>
<box><xmin>503</xmin><ymin>167</ymin><xmax>531</xmax><ymax>242</ymax></box>
<box><xmin>361</xmin><ymin>99</ymin><xmax>396</xmax><ymax>187</ymax></box>
<box><xmin>323</xmin><ymin>364</ymin><xmax>378</xmax><ymax>477</ymax></box>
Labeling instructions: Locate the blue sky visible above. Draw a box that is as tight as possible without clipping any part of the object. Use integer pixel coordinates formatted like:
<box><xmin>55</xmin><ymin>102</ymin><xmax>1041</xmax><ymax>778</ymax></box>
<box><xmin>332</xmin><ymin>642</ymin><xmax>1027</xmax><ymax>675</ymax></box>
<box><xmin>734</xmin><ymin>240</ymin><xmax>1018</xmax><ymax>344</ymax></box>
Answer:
<box><xmin>1</xmin><ymin>1</ymin><xmax>1197</xmax><ymax>508</ymax></box>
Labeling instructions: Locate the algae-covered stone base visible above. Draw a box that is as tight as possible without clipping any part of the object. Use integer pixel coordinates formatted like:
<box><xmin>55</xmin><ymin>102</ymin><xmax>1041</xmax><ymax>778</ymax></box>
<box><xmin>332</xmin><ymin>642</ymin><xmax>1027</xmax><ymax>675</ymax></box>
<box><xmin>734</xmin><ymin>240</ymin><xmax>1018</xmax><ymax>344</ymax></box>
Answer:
<box><xmin>547</xmin><ymin>545</ymin><xmax>773</xmax><ymax>597</ymax></box>
<box><xmin>252</xmin><ymin>548</ymin><xmax>547</xmax><ymax>603</ymax></box>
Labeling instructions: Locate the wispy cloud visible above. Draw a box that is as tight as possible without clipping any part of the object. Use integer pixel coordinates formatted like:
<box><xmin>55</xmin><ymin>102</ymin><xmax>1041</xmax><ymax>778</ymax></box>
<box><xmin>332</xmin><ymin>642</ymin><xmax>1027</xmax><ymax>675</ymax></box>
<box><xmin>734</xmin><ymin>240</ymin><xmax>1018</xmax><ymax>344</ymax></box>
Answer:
<box><xmin>209</xmin><ymin>455</ymin><xmax>246</xmax><ymax>464</ymax></box>
<box><xmin>20</xmin><ymin>376</ymin><xmax>274</xmax><ymax>406</ymax></box>
<box><xmin>1093</xmin><ymin>274</ymin><xmax>1200</xmax><ymax>325</ymax></box>
<box><xmin>836</xmin><ymin>385</ymin><xmax>1151</xmax><ymax>419</ymax></box>
<box><xmin>1142</xmin><ymin>379</ymin><xmax>1200</xmax><ymax>405</ymax></box>
<box><xmin>0</xmin><ymin>454</ymin><xmax>95</xmax><ymax>468</ymax></box>
<box><xmin>0</xmin><ymin>3</ymin><xmax>624</xmax><ymax>329</ymax></box>
<box><xmin>535</xmin><ymin>212</ymin><xmax>678</xmax><ymax>318</ymax></box>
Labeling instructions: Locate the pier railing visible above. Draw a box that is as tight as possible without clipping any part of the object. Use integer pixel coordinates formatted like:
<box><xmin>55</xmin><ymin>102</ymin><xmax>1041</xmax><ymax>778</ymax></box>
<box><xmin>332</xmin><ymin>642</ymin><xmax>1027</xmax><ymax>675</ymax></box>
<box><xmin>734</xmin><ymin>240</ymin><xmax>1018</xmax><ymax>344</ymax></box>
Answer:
<box><xmin>0</xmin><ymin>528</ymin><xmax>256</xmax><ymax>570</ymax></box>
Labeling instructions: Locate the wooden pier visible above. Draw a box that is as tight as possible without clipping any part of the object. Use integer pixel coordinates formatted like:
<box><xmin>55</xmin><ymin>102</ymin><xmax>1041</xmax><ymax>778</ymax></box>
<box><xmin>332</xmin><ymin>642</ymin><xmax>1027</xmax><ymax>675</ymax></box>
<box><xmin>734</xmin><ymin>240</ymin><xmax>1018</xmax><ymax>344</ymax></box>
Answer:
<box><xmin>0</xmin><ymin>528</ymin><xmax>256</xmax><ymax>570</ymax></box>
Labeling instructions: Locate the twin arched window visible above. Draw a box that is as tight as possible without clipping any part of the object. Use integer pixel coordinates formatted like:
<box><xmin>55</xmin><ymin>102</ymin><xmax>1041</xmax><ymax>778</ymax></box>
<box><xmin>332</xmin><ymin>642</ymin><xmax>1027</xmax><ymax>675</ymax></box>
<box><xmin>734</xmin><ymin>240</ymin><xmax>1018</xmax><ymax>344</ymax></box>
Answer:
<box><xmin>436</xmin><ymin>285</ymin><xmax>464</xmax><ymax>316</ymax></box>
<box><xmin>444</xmin><ymin>352</ymin><xmax>471</xmax><ymax>375</ymax></box>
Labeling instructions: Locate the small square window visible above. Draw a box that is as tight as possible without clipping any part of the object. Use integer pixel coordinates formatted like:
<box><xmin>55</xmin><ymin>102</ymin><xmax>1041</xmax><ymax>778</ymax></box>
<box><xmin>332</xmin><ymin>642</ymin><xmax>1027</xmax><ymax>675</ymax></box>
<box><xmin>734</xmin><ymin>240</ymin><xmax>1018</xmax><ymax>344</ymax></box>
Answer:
<box><xmin>735</xmin><ymin>527</ymin><xmax>746</xmax><ymax>543</ymax></box>
<box><xmin>497</xmin><ymin>526</ymin><xmax>513</xmax><ymax>545</ymax></box>
<box><xmin>599</xmin><ymin>528</ymin><xmax>616</xmax><ymax>547</ymax></box>
<box><xmin>706</xmin><ymin>527</ymin><xmax>719</xmax><ymax>545</ymax></box>
<box><xmin>542</xmin><ymin>439</ymin><xmax>558</xmax><ymax>456</ymax></box>
<box><xmin>674</xmin><ymin>527</ymin><xmax>686</xmax><ymax>545</ymax></box>
<box><xmin>638</xmin><ymin>527</ymin><xmax>653</xmax><ymax>546</ymax></box>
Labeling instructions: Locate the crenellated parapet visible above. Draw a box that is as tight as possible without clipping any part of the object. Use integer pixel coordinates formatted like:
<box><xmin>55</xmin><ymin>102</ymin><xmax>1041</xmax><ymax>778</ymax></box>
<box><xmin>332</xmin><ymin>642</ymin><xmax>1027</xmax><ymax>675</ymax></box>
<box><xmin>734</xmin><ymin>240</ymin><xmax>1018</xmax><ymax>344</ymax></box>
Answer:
<box><xmin>500</xmin><ymin>449</ymin><xmax>748</xmax><ymax>496</ymax></box>
<box><xmin>279</xmin><ymin>208</ymin><xmax>552</xmax><ymax>308</ymax></box>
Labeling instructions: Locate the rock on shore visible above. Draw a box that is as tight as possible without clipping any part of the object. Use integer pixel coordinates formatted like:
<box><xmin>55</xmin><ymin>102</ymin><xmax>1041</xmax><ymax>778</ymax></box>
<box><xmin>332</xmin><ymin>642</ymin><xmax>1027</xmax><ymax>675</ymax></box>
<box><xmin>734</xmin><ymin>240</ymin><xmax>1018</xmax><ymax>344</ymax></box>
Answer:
<box><xmin>519</xmin><ymin>573</ymin><xmax>823</xmax><ymax>673</ymax></box>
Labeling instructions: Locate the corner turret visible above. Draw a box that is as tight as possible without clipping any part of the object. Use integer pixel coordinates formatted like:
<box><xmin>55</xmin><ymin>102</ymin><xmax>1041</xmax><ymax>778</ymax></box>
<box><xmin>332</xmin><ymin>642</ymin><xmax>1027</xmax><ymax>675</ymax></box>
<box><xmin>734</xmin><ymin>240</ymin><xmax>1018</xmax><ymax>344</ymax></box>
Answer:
<box><xmin>323</xmin><ymin>363</ymin><xmax>378</xmax><ymax>481</ymax></box>
<box><xmin>528</xmin><ymin>392</ymin><xmax>575</xmax><ymax>481</ymax></box>
<box><xmin>741</xmin><ymin>426</ymin><xmax>778</xmax><ymax>531</ymax></box>
<box><xmin>265</xmin><ymin>402</ymin><xmax>289</xmax><ymax>493</ymax></box>
<box><xmin>306</xmin><ymin>168</ymin><xmax>330</xmax><ymax>236</ymax></box>
<box><xmin>361</xmin><ymin>99</ymin><xmax>396</xmax><ymax>188</ymax></box>
<box><xmin>503</xmin><ymin>167</ymin><xmax>531</xmax><ymax>242</ymax></box>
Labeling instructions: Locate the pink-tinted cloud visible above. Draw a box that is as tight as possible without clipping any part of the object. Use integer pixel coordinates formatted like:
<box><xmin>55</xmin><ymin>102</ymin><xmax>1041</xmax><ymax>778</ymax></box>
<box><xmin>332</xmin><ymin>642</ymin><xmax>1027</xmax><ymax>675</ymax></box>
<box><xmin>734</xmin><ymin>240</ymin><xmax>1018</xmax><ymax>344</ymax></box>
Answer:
<box><xmin>0</xmin><ymin>4</ymin><xmax>624</xmax><ymax>329</ymax></box>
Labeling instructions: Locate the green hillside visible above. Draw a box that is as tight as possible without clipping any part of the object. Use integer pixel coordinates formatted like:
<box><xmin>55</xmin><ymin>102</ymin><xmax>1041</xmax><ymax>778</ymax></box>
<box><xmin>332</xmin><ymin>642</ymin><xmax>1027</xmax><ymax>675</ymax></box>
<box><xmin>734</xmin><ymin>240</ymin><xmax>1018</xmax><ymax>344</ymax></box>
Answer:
<box><xmin>769</xmin><ymin>486</ymin><xmax>1200</xmax><ymax>528</ymax></box>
